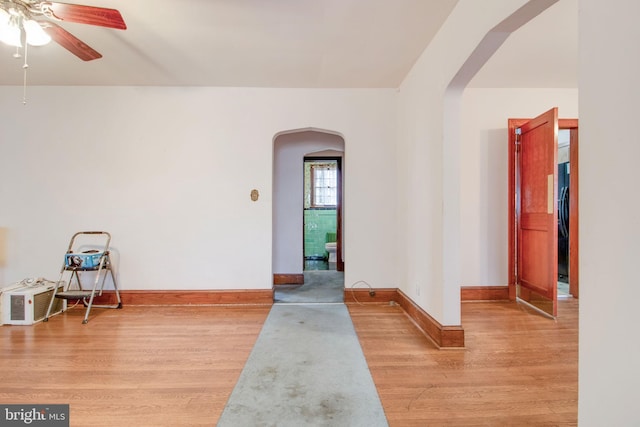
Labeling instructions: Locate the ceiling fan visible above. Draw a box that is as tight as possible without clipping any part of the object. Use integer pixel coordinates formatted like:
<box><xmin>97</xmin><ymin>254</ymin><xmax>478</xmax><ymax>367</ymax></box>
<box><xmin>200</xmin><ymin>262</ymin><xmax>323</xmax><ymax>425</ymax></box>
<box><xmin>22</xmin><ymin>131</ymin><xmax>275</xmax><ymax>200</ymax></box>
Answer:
<box><xmin>0</xmin><ymin>0</ymin><xmax>126</xmax><ymax>61</ymax></box>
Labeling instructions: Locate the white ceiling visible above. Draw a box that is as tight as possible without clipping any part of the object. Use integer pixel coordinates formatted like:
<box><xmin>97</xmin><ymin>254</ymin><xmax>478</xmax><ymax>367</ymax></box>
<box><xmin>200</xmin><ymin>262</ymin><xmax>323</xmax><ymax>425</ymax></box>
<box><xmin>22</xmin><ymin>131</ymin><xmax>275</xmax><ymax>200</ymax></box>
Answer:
<box><xmin>0</xmin><ymin>0</ymin><xmax>577</xmax><ymax>88</ymax></box>
<box><xmin>469</xmin><ymin>0</ymin><xmax>577</xmax><ymax>88</ymax></box>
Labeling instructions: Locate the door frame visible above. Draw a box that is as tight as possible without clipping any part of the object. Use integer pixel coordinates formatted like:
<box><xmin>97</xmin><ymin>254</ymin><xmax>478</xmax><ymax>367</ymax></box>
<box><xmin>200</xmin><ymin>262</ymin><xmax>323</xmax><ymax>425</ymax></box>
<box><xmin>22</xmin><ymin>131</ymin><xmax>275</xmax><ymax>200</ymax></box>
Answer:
<box><xmin>302</xmin><ymin>156</ymin><xmax>343</xmax><ymax>272</ymax></box>
<box><xmin>508</xmin><ymin>117</ymin><xmax>579</xmax><ymax>301</ymax></box>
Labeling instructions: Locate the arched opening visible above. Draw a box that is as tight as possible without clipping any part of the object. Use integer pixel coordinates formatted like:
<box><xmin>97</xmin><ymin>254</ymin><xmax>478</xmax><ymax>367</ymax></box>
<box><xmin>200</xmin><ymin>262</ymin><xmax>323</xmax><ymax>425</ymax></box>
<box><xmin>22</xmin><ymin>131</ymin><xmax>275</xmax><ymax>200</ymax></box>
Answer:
<box><xmin>442</xmin><ymin>0</ymin><xmax>562</xmax><ymax>324</ymax></box>
<box><xmin>272</xmin><ymin>128</ymin><xmax>345</xmax><ymax>288</ymax></box>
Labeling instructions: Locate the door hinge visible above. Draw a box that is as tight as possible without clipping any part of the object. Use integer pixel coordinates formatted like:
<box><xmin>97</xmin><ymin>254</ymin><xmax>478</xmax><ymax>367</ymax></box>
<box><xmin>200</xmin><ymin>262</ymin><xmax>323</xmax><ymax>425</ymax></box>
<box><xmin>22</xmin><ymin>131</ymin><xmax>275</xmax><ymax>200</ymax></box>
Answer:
<box><xmin>515</xmin><ymin>128</ymin><xmax>522</xmax><ymax>152</ymax></box>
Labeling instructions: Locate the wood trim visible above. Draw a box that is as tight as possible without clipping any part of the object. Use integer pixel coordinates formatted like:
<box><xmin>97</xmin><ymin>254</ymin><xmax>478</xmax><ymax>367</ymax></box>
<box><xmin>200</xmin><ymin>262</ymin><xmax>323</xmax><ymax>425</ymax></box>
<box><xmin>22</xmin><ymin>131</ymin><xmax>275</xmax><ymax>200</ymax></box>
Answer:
<box><xmin>336</xmin><ymin>157</ymin><xmax>344</xmax><ymax>272</ymax></box>
<box><xmin>343</xmin><ymin>288</ymin><xmax>398</xmax><ymax>304</ymax></box>
<box><xmin>461</xmin><ymin>286</ymin><xmax>510</xmax><ymax>301</ymax></box>
<box><xmin>508</xmin><ymin>119</ymin><xmax>527</xmax><ymax>300</ymax></box>
<box><xmin>560</xmin><ymin>119</ymin><xmax>579</xmax><ymax>129</ymax></box>
<box><xmin>89</xmin><ymin>287</ymin><xmax>464</xmax><ymax>348</ymax></box>
<box><xmin>569</xmin><ymin>126</ymin><xmax>579</xmax><ymax>298</ymax></box>
<box><xmin>393</xmin><ymin>289</ymin><xmax>465</xmax><ymax>348</ymax></box>
<box><xmin>344</xmin><ymin>288</ymin><xmax>465</xmax><ymax>347</ymax></box>
<box><xmin>273</xmin><ymin>274</ymin><xmax>304</xmax><ymax>285</ymax></box>
<box><xmin>90</xmin><ymin>289</ymin><xmax>274</xmax><ymax>305</ymax></box>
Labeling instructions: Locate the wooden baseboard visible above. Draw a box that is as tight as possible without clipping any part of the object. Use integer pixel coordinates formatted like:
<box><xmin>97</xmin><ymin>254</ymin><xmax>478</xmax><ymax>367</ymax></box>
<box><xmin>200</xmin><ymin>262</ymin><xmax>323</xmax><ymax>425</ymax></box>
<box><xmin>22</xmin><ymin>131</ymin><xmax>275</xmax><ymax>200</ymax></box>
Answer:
<box><xmin>90</xmin><ymin>286</ymin><xmax>464</xmax><ymax>348</ymax></box>
<box><xmin>461</xmin><ymin>286</ymin><xmax>510</xmax><ymax>301</ymax></box>
<box><xmin>345</xmin><ymin>288</ymin><xmax>465</xmax><ymax>348</ymax></box>
<box><xmin>393</xmin><ymin>289</ymin><xmax>465</xmax><ymax>348</ymax></box>
<box><xmin>90</xmin><ymin>289</ymin><xmax>273</xmax><ymax>305</ymax></box>
<box><xmin>343</xmin><ymin>288</ymin><xmax>398</xmax><ymax>304</ymax></box>
<box><xmin>273</xmin><ymin>274</ymin><xmax>304</xmax><ymax>285</ymax></box>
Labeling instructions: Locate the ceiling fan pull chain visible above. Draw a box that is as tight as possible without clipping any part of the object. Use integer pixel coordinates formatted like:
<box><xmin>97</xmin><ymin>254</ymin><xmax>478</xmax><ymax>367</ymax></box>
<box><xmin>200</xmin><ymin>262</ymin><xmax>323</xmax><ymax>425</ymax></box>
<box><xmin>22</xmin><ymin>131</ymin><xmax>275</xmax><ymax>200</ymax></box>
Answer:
<box><xmin>22</xmin><ymin>41</ymin><xmax>28</xmax><ymax>105</ymax></box>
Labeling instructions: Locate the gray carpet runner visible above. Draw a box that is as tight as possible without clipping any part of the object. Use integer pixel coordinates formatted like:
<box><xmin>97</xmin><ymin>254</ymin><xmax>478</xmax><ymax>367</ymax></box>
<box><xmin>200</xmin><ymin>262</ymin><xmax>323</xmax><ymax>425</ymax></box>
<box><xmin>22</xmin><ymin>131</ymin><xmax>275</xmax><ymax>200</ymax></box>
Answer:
<box><xmin>217</xmin><ymin>303</ymin><xmax>388</xmax><ymax>427</ymax></box>
<box><xmin>274</xmin><ymin>270</ymin><xmax>345</xmax><ymax>303</ymax></box>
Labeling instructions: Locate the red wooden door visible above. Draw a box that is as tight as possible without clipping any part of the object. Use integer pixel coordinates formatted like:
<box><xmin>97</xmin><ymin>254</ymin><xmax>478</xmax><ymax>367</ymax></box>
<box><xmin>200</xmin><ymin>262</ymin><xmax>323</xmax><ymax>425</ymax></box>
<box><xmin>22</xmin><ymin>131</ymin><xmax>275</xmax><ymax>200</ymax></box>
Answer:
<box><xmin>517</xmin><ymin>108</ymin><xmax>558</xmax><ymax>317</ymax></box>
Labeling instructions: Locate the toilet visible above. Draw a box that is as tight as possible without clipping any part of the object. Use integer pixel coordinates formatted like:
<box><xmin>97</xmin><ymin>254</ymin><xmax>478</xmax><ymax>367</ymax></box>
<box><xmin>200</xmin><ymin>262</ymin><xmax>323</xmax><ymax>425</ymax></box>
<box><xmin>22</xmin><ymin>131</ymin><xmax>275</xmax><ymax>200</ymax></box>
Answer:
<box><xmin>325</xmin><ymin>242</ymin><xmax>337</xmax><ymax>266</ymax></box>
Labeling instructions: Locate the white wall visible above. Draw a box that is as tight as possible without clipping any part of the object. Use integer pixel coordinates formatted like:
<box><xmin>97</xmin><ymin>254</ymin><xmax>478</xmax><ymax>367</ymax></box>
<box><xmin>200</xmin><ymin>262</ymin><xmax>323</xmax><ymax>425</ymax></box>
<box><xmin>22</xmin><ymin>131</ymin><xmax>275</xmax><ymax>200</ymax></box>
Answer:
<box><xmin>0</xmin><ymin>86</ymin><xmax>397</xmax><ymax>291</ymax></box>
<box><xmin>579</xmin><ymin>0</ymin><xmax>640</xmax><ymax>424</ymax></box>
<box><xmin>396</xmin><ymin>0</ymin><xmax>552</xmax><ymax>325</ymax></box>
<box><xmin>460</xmin><ymin>88</ymin><xmax>578</xmax><ymax>287</ymax></box>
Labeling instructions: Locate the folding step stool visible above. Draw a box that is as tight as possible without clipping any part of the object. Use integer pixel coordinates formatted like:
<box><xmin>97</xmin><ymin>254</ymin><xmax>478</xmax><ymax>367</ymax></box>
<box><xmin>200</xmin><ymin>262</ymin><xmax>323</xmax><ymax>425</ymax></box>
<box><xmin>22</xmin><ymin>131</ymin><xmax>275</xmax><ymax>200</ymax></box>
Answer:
<box><xmin>44</xmin><ymin>231</ymin><xmax>122</xmax><ymax>324</ymax></box>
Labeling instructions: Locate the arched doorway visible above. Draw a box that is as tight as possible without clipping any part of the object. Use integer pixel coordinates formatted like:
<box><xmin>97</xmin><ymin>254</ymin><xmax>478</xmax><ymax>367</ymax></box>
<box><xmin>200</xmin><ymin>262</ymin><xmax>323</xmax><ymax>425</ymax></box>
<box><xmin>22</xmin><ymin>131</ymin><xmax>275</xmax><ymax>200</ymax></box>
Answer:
<box><xmin>272</xmin><ymin>129</ymin><xmax>345</xmax><ymax>286</ymax></box>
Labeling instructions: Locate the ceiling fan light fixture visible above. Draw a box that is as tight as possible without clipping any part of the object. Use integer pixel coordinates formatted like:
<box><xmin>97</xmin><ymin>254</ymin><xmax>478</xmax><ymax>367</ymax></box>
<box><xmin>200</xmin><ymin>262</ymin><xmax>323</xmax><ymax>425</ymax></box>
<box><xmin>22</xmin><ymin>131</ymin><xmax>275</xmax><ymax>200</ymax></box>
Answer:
<box><xmin>0</xmin><ymin>8</ymin><xmax>22</xmax><ymax>47</ymax></box>
<box><xmin>0</xmin><ymin>22</ymin><xmax>22</xmax><ymax>48</ymax></box>
<box><xmin>0</xmin><ymin>7</ymin><xmax>9</xmax><ymax>25</ymax></box>
<box><xmin>1</xmin><ymin>1</ymin><xmax>126</xmax><ymax>104</ymax></box>
<box><xmin>23</xmin><ymin>19</ymin><xmax>50</xmax><ymax>46</ymax></box>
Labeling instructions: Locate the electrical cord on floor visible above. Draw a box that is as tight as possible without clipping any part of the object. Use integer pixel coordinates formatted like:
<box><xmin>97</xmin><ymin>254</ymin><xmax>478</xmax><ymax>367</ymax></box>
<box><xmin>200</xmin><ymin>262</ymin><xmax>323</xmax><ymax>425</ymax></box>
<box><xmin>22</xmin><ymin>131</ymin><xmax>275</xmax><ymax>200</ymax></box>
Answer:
<box><xmin>66</xmin><ymin>299</ymin><xmax>81</xmax><ymax>310</ymax></box>
<box><xmin>349</xmin><ymin>280</ymin><xmax>376</xmax><ymax>306</ymax></box>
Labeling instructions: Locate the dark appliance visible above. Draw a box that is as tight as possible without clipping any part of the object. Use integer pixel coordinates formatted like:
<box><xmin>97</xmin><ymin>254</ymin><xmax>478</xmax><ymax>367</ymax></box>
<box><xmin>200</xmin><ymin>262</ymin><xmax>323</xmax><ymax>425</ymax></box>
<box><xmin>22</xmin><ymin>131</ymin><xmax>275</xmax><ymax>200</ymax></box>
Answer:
<box><xmin>558</xmin><ymin>162</ymin><xmax>570</xmax><ymax>281</ymax></box>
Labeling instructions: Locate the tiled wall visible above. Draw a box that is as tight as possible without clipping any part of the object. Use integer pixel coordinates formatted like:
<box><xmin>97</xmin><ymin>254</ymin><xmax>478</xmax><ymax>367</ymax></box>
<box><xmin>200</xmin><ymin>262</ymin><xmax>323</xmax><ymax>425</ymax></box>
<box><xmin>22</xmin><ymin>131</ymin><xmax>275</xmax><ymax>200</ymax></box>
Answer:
<box><xmin>304</xmin><ymin>209</ymin><xmax>337</xmax><ymax>258</ymax></box>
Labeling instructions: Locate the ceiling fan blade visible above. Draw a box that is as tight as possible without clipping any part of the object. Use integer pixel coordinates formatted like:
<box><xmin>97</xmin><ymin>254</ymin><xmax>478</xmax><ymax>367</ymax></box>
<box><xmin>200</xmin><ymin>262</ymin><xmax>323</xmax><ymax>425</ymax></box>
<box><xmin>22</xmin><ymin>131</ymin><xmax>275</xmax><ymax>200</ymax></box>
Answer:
<box><xmin>41</xmin><ymin>22</ymin><xmax>102</xmax><ymax>61</ymax></box>
<box><xmin>48</xmin><ymin>2</ymin><xmax>127</xmax><ymax>30</ymax></box>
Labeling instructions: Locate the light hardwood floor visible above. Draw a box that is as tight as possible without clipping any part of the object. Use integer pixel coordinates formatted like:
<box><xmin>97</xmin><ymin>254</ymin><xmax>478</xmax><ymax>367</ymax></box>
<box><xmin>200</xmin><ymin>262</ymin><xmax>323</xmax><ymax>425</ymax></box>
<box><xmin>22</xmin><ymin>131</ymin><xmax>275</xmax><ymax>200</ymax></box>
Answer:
<box><xmin>349</xmin><ymin>299</ymin><xmax>578</xmax><ymax>426</ymax></box>
<box><xmin>0</xmin><ymin>298</ymin><xmax>577</xmax><ymax>426</ymax></box>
